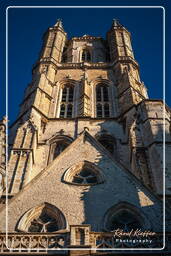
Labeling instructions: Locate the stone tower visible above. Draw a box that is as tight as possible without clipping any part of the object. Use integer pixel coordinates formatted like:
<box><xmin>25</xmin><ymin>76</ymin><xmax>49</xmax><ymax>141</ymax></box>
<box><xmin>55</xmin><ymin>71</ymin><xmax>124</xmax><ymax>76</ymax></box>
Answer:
<box><xmin>0</xmin><ymin>19</ymin><xmax>171</xmax><ymax>254</ymax></box>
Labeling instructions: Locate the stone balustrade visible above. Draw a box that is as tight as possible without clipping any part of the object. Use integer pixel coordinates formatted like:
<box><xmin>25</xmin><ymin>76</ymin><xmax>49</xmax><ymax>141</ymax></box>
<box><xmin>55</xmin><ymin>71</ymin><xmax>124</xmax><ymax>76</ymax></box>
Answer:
<box><xmin>0</xmin><ymin>229</ymin><xmax>170</xmax><ymax>253</ymax></box>
<box><xmin>0</xmin><ymin>232</ymin><xmax>69</xmax><ymax>253</ymax></box>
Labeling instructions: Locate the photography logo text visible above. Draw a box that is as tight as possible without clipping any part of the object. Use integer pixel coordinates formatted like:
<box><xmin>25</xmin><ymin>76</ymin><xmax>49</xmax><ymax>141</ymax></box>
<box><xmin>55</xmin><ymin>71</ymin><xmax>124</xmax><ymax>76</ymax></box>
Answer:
<box><xmin>113</xmin><ymin>229</ymin><xmax>156</xmax><ymax>245</ymax></box>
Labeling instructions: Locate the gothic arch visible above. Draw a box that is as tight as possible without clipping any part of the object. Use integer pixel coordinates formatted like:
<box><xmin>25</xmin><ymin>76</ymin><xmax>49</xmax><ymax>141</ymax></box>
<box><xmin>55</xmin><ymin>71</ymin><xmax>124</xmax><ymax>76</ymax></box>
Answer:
<box><xmin>81</xmin><ymin>48</ymin><xmax>91</xmax><ymax>62</ymax></box>
<box><xmin>48</xmin><ymin>135</ymin><xmax>73</xmax><ymax>164</ymax></box>
<box><xmin>95</xmin><ymin>133</ymin><xmax>117</xmax><ymax>158</ymax></box>
<box><xmin>91</xmin><ymin>79</ymin><xmax>117</xmax><ymax>118</ymax></box>
<box><xmin>63</xmin><ymin>161</ymin><xmax>105</xmax><ymax>186</ymax></box>
<box><xmin>56</xmin><ymin>79</ymin><xmax>77</xmax><ymax>118</ymax></box>
<box><xmin>103</xmin><ymin>202</ymin><xmax>151</xmax><ymax>232</ymax></box>
<box><xmin>16</xmin><ymin>202</ymin><xmax>68</xmax><ymax>232</ymax></box>
<box><xmin>79</xmin><ymin>45</ymin><xmax>93</xmax><ymax>62</ymax></box>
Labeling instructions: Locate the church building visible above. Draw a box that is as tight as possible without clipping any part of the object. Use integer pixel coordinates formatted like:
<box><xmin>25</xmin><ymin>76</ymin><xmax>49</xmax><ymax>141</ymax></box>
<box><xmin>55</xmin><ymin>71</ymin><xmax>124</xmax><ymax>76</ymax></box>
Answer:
<box><xmin>0</xmin><ymin>19</ymin><xmax>171</xmax><ymax>255</ymax></box>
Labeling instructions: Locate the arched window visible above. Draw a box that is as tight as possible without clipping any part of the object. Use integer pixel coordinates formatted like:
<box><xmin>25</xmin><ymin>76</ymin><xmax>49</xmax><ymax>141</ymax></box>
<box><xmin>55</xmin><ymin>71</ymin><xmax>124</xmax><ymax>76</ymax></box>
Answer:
<box><xmin>82</xmin><ymin>49</ymin><xmax>91</xmax><ymax>62</ymax></box>
<box><xmin>53</xmin><ymin>142</ymin><xmax>68</xmax><ymax>159</ymax></box>
<box><xmin>50</xmin><ymin>136</ymin><xmax>72</xmax><ymax>162</ymax></box>
<box><xmin>72</xmin><ymin>168</ymin><xmax>98</xmax><ymax>185</ymax></box>
<box><xmin>67</xmin><ymin>104</ymin><xmax>73</xmax><ymax>118</ymax></box>
<box><xmin>97</xmin><ymin>104</ymin><xmax>102</xmax><ymax>118</ymax></box>
<box><xmin>17</xmin><ymin>203</ymin><xmax>67</xmax><ymax>233</ymax></box>
<box><xmin>109</xmin><ymin>209</ymin><xmax>142</xmax><ymax>231</ymax></box>
<box><xmin>104</xmin><ymin>104</ymin><xmax>110</xmax><ymax>117</ymax></box>
<box><xmin>97</xmin><ymin>134</ymin><xmax>116</xmax><ymax>156</ymax></box>
<box><xmin>60</xmin><ymin>104</ymin><xmax>65</xmax><ymax>118</ymax></box>
<box><xmin>28</xmin><ymin>211</ymin><xmax>58</xmax><ymax>232</ymax></box>
<box><xmin>96</xmin><ymin>84</ymin><xmax>110</xmax><ymax>118</ymax></box>
<box><xmin>63</xmin><ymin>161</ymin><xmax>105</xmax><ymax>186</ymax></box>
<box><xmin>60</xmin><ymin>84</ymin><xmax>74</xmax><ymax>118</ymax></box>
<box><xmin>62</xmin><ymin>54</ymin><xmax>67</xmax><ymax>63</ymax></box>
<box><xmin>103</xmin><ymin>203</ymin><xmax>145</xmax><ymax>232</ymax></box>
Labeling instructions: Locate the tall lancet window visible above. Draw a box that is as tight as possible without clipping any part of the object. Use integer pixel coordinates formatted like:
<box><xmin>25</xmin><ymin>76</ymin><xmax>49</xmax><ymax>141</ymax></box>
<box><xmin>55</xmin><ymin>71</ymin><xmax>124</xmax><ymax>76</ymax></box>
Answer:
<box><xmin>60</xmin><ymin>84</ymin><xmax>74</xmax><ymax>118</ymax></box>
<box><xmin>82</xmin><ymin>49</ymin><xmax>91</xmax><ymax>62</ymax></box>
<box><xmin>96</xmin><ymin>84</ymin><xmax>110</xmax><ymax>118</ymax></box>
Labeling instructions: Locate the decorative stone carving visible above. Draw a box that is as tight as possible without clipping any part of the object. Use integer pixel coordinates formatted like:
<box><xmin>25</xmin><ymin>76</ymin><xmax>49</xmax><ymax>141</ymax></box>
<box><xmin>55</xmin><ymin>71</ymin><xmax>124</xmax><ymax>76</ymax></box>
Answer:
<box><xmin>17</xmin><ymin>202</ymin><xmax>68</xmax><ymax>233</ymax></box>
<box><xmin>63</xmin><ymin>161</ymin><xmax>105</xmax><ymax>185</ymax></box>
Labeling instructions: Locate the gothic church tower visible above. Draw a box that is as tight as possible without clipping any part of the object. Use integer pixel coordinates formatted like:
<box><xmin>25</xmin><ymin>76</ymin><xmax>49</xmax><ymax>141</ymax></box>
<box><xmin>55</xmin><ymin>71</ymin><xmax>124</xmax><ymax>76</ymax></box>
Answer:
<box><xmin>0</xmin><ymin>19</ymin><xmax>171</xmax><ymax>254</ymax></box>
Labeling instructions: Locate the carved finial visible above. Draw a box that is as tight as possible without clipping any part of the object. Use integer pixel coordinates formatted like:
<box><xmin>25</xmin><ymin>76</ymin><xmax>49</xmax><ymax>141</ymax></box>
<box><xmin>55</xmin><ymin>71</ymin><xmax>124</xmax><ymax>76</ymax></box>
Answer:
<box><xmin>111</xmin><ymin>19</ymin><xmax>122</xmax><ymax>28</ymax></box>
<box><xmin>0</xmin><ymin>116</ymin><xmax>8</xmax><ymax>125</ymax></box>
<box><xmin>54</xmin><ymin>18</ymin><xmax>64</xmax><ymax>29</ymax></box>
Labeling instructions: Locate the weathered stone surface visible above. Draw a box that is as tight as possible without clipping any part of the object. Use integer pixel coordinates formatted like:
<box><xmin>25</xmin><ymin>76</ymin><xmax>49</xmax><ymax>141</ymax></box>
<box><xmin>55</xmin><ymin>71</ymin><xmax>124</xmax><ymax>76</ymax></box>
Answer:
<box><xmin>1</xmin><ymin>19</ymin><xmax>171</xmax><ymax>253</ymax></box>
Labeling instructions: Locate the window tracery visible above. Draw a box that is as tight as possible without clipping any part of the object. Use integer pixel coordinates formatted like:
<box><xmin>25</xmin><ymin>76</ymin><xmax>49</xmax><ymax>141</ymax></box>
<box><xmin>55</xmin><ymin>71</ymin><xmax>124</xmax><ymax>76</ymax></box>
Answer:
<box><xmin>96</xmin><ymin>84</ymin><xmax>110</xmax><ymax>118</ymax></box>
<box><xmin>60</xmin><ymin>84</ymin><xmax>74</xmax><ymax>118</ymax></box>
<box><xmin>49</xmin><ymin>136</ymin><xmax>72</xmax><ymax>162</ymax></box>
<box><xmin>72</xmin><ymin>168</ymin><xmax>98</xmax><ymax>185</ymax></box>
<box><xmin>103</xmin><ymin>202</ymin><xmax>146</xmax><ymax>232</ymax></box>
<box><xmin>63</xmin><ymin>161</ymin><xmax>104</xmax><ymax>186</ymax></box>
<box><xmin>17</xmin><ymin>203</ymin><xmax>67</xmax><ymax>233</ymax></box>
<box><xmin>28</xmin><ymin>211</ymin><xmax>58</xmax><ymax>232</ymax></box>
<box><xmin>109</xmin><ymin>209</ymin><xmax>142</xmax><ymax>231</ymax></box>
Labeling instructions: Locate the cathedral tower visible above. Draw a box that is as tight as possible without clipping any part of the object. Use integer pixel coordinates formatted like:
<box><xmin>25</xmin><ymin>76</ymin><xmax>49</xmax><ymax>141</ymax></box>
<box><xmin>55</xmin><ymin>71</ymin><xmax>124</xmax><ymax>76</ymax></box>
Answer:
<box><xmin>0</xmin><ymin>19</ymin><xmax>171</xmax><ymax>254</ymax></box>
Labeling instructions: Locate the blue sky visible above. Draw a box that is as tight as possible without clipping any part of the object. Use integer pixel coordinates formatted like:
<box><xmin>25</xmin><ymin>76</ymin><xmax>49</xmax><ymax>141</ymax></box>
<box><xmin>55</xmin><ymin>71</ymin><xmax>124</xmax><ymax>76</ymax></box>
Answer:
<box><xmin>0</xmin><ymin>0</ymin><xmax>171</xmax><ymax>124</ymax></box>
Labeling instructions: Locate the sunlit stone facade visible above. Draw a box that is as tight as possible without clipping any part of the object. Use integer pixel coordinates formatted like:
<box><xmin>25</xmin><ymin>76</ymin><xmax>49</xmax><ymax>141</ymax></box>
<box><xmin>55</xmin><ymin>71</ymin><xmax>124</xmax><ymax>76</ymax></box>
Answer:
<box><xmin>0</xmin><ymin>19</ymin><xmax>171</xmax><ymax>255</ymax></box>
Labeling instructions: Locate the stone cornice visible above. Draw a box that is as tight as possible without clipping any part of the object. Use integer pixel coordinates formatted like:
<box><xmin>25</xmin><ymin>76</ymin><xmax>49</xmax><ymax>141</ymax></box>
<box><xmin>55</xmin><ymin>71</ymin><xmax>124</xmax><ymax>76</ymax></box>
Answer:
<box><xmin>9</xmin><ymin>99</ymin><xmax>170</xmax><ymax>129</ymax></box>
<box><xmin>70</xmin><ymin>35</ymin><xmax>103</xmax><ymax>41</ymax></box>
<box><xmin>33</xmin><ymin>55</ymin><xmax>139</xmax><ymax>71</ymax></box>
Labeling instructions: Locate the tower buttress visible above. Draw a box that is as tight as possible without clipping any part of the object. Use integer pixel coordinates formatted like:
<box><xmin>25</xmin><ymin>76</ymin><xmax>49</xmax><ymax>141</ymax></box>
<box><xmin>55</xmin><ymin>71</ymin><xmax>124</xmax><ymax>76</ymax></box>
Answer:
<box><xmin>8</xmin><ymin>19</ymin><xmax>68</xmax><ymax>195</ymax></box>
<box><xmin>107</xmin><ymin>19</ymin><xmax>134</xmax><ymax>62</ymax></box>
<box><xmin>79</xmin><ymin>73</ymin><xmax>91</xmax><ymax>117</ymax></box>
<box><xmin>18</xmin><ymin>19</ymin><xmax>67</xmax><ymax>125</ymax></box>
<box><xmin>107</xmin><ymin>20</ymin><xmax>148</xmax><ymax>114</ymax></box>
<box><xmin>40</xmin><ymin>19</ymin><xmax>67</xmax><ymax>63</ymax></box>
<box><xmin>0</xmin><ymin>117</ymin><xmax>6</xmax><ymax>199</ymax></box>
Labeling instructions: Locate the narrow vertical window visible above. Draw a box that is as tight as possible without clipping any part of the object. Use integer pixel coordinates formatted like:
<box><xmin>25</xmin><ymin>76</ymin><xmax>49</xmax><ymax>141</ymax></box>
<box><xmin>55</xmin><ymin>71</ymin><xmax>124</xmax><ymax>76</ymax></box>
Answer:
<box><xmin>103</xmin><ymin>87</ymin><xmax>109</xmax><ymax>101</ymax></box>
<box><xmin>96</xmin><ymin>84</ymin><xmax>110</xmax><ymax>117</ymax></box>
<box><xmin>62</xmin><ymin>88</ymin><xmax>67</xmax><ymax>102</ymax></box>
<box><xmin>96</xmin><ymin>87</ymin><xmax>101</xmax><ymax>102</ymax></box>
<box><xmin>104</xmin><ymin>104</ymin><xmax>110</xmax><ymax>117</ymax></box>
<box><xmin>54</xmin><ymin>141</ymin><xmax>68</xmax><ymax>159</ymax></box>
<box><xmin>60</xmin><ymin>104</ymin><xmax>65</xmax><ymax>118</ymax></box>
<box><xmin>82</xmin><ymin>50</ymin><xmax>91</xmax><ymax>62</ymax></box>
<box><xmin>67</xmin><ymin>104</ymin><xmax>73</xmax><ymax>118</ymax></box>
<box><xmin>86</xmin><ymin>51</ymin><xmax>91</xmax><ymax>62</ymax></box>
<box><xmin>60</xmin><ymin>84</ymin><xmax>74</xmax><ymax>118</ymax></box>
<box><xmin>82</xmin><ymin>51</ymin><xmax>86</xmax><ymax>61</ymax></box>
<box><xmin>97</xmin><ymin>104</ymin><xmax>102</xmax><ymax>118</ymax></box>
<box><xmin>68</xmin><ymin>87</ymin><xmax>73</xmax><ymax>102</ymax></box>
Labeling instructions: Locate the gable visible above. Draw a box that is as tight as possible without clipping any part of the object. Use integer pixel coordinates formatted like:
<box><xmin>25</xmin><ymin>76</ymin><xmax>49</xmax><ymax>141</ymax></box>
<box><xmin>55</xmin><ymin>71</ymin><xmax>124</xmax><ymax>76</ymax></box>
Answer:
<box><xmin>0</xmin><ymin>131</ymin><xmax>165</xmax><ymax>233</ymax></box>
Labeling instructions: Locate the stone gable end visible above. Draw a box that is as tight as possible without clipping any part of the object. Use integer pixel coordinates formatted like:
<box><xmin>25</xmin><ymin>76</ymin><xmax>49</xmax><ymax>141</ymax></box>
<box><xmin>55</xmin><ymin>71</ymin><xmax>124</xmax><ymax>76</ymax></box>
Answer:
<box><xmin>0</xmin><ymin>132</ymin><xmax>164</xmax><ymax>232</ymax></box>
